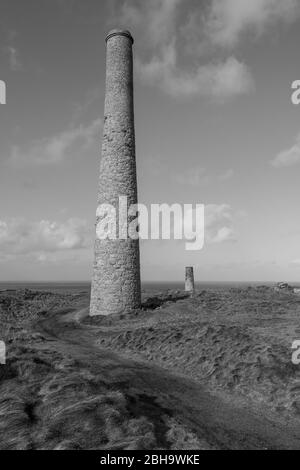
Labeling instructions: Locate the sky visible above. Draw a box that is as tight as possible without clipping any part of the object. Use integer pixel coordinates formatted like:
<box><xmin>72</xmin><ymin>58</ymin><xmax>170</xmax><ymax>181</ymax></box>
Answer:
<box><xmin>1</xmin><ymin>0</ymin><xmax>300</xmax><ymax>282</ymax></box>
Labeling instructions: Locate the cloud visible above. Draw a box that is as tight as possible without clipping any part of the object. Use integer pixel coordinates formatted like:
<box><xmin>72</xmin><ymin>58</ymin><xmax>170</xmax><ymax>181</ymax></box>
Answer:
<box><xmin>271</xmin><ymin>134</ymin><xmax>300</xmax><ymax>168</ymax></box>
<box><xmin>114</xmin><ymin>0</ymin><xmax>299</xmax><ymax>99</ymax></box>
<box><xmin>173</xmin><ymin>166</ymin><xmax>208</xmax><ymax>186</ymax></box>
<box><xmin>114</xmin><ymin>0</ymin><xmax>254</xmax><ymax>100</ymax></box>
<box><xmin>173</xmin><ymin>166</ymin><xmax>235</xmax><ymax>186</ymax></box>
<box><xmin>5</xmin><ymin>45</ymin><xmax>22</xmax><ymax>71</ymax></box>
<box><xmin>119</xmin><ymin>0</ymin><xmax>181</xmax><ymax>47</ymax></box>
<box><xmin>71</xmin><ymin>88</ymin><xmax>101</xmax><ymax>122</ymax></box>
<box><xmin>0</xmin><ymin>218</ymin><xmax>92</xmax><ymax>259</ymax></box>
<box><xmin>10</xmin><ymin>118</ymin><xmax>102</xmax><ymax>166</ymax></box>
<box><xmin>205</xmin><ymin>204</ymin><xmax>237</xmax><ymax>243</ymax></box>
<box><xmin>206</xmin><ymin>0</ymin><xmax>299</xmax><ymax>48</ymax></box>
<box><xmin>218</xmin><ymin>169</ymin><xmax>234</xmax><ymax>181</ymax></box>
<box><xmin>137</xmin><ymin>43</ymin><xmax>254</xmax><ymax>99</ymax></box>
<box><xmin>173</xmin><ymin>203</ymin><xmax>237</xmax><ymax>245</ymax></box>
<box><xmin>3</xmin><ymin>30</ymin><xmax>22</xmax><ymax>71</ymax></box>
<box><xmin>291</xmin><ymin>259</ymin><xmax>300</xmax><ymax>267</ymax></box>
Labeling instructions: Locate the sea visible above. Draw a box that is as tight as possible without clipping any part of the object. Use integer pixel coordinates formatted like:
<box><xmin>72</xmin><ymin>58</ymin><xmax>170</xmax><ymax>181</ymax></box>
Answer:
<box><xmin>0</xmin><ymin>280</ymin><xmax>294</xmax><ymax>294</ymax></box>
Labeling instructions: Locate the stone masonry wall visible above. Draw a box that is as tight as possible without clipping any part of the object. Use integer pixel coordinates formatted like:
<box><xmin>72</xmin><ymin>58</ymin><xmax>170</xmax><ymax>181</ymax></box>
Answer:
<box><xmin>90</xmin><ymin>30</ymin><xmax>141</xmax><ymax>316</ymax></box>
<box><xmin>185</xmin><ymin>267</ymin><xmax>195</xmax><ymax>293</ymax></box>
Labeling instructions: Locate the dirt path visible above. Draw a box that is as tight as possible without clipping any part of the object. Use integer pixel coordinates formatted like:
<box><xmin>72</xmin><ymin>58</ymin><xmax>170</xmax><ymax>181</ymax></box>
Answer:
<box><xmin>36</xmin><ymin>308</ymin><xmax>300</xmax><ymax>450</ymax></box>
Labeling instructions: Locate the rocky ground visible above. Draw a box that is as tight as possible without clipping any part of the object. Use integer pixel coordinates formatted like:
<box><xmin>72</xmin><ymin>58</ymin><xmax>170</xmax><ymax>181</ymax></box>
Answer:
<box><xmin>0</xmin><ymin>286</ymin><xmax>299</xmax><ymax>450</ymax></box>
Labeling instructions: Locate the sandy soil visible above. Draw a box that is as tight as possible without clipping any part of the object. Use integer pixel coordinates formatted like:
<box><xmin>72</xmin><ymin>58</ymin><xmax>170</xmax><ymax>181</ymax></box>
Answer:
<box><xmin>0</xmin><ymin>287</ymin><xmax>299</xmax><ymax>450</ymax></box>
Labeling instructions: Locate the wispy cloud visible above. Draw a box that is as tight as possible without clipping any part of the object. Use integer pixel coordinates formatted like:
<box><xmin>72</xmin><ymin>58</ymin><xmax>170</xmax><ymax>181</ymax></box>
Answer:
<box><xmin>10</xmin><ymin>118</ymin><xmax>102</xmax><ymax>167</ymax></box>
<box><xmin>3</xmin><ymin>30</ymin><xmax>22</xmax><ymax>71</ymax></box>
<box><xmin>0</xmin><ymin>218</ymin><xmax>92</xmax><ymax>258</ymax></box>
<box><xmin>182</xmin><ymin>204</ymin><xmax>238</xmax><ymax>245</ymax></box>
<box><xmin>291</xmin><ymin>258</ymin><xmax>300</xmax><ymax>267</ymax></box>
<box><xmin>206</xmin><ymin>0</ymin><xmax>299</xmax><ymax>48</ymax></box>
<box><xmin>218</xmin><ymin>169</ymin><xmax>234</xmax><ymax>181</ymax></box>
<box><xmin>119</xmin><ymin>0</ymin><xmax>181</xmax><ymax>47</ymax></box>
<box><xmin>146</xmin><ymin>202</ymin><xmax>238</xmax><ymax>246</ymax></box>
<box><xmin>173</xmin><ymin>166</ymin><xmax>235</xmax><ymax>186</ymax></box>
<box><xmin>271</xmin><ymin>134</ymin><xmax>300</xmax><ymax>168</ymax></box>
<box><xmin>137</xmin><ymin>43</ymin><xmax>254</xmax><ymax>99</ymax></box>
<box><xmin>205</xmin><ymin>204</ymin><xmax>237</xmax><ymax>244</ymax></box>
<box><xmin>113</xmin><ymin>0</ymin><xmax>299</xmax><ymax>100</ymax></box>
<box><xmin>173</xmin><ymin>166</ymin><xmax>208</xmax><ymax>187</ymax></box>
<box><xmin>71</xmin><ymin>87</ymin><xmax>101</xmax><ymax>122</ymax></box>
<box><xmin>113</xmin><ymin>0</ymin><xmax>254</xmax><ymax>100</ymax></box>
<box><xmin>6</xmin><ymin>45</ymin><xmax>22</xmax><ymax>71</ymax></box>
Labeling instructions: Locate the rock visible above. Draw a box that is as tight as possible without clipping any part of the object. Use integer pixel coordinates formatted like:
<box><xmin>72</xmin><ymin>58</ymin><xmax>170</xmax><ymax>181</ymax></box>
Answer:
<box><xmin>274</xmin><ymin>282</ymin><xmax>294</xmax><ymax>292</ymax></box>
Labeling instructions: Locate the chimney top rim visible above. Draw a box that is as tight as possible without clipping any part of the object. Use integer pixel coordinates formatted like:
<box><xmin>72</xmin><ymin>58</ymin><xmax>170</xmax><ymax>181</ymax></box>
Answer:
<box><xmin>106</xmin><ymin>30</ymin><xmax>134</xmax><ymax>44</ymax></box>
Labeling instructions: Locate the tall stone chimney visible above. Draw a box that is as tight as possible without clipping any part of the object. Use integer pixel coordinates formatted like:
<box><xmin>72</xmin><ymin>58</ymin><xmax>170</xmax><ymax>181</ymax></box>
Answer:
<box><xmin>90</xmin><ymin>30</ymin><xmax>141</xmax><ymax>316</ymax></box>
<box><xmin>185</xmin><ymin>267</ymin><xmax>195</xmax><ymax>293</ymax></box>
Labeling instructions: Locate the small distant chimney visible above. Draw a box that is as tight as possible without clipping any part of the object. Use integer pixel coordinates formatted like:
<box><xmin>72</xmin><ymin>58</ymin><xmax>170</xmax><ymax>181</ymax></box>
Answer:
<box><xmin>185</xmin><ymin>267</ymin><xmax>195</xmax><ymax>293</ymax></box>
